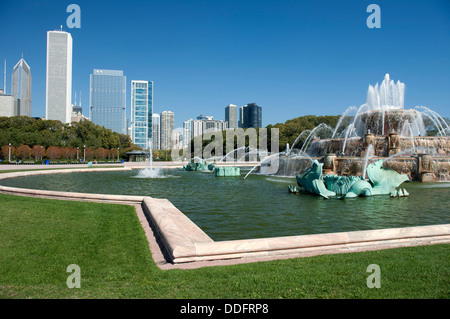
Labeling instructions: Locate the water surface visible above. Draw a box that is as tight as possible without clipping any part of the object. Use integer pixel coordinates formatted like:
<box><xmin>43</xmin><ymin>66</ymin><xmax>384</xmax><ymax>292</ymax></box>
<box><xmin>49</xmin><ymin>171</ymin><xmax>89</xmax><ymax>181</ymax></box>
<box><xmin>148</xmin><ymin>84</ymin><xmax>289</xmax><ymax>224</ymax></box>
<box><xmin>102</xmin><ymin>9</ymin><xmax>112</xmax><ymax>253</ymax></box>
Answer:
<box><xmin>2</xmin><ymin>168</ymin><xmax>449</xmax><ymax>241</ymax></box>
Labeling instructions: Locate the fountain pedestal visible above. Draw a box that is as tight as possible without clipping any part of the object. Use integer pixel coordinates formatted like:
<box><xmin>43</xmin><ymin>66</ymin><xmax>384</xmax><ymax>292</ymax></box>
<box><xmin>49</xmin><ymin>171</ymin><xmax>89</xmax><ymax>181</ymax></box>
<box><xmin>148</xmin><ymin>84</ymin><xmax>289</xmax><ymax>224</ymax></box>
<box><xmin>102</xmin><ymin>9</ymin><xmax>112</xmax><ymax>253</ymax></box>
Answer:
<box><xmin>361</xmin><ymin>133</ymin><xmax>375</xmax><ymax>158</ymax></box>
<box><xmin>388</xmin><ymin>132</ymin><xmax>400</xmax><ymax>157</ymax></box>
<box><xmin>418</xmin><ymin>154</ymin><xmax>436</xmax><ymax>183</ymax></box>
<box><xmin>323</xmin><ymin>153</ymin><xmax>337</xmax><ymax>175</ymax></box>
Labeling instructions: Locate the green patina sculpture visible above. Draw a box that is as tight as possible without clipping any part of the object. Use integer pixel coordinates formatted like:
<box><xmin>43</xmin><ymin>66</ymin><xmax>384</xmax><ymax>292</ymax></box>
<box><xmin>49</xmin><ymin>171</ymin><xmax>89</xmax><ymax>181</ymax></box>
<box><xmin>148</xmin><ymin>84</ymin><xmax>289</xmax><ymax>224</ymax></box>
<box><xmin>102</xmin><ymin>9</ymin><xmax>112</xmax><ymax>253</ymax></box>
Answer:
<box><xmin>182</xmin><ymin>159</ymin><xmax>215</xmax><ymax>172</ymax></box>
<box><xmin>289</xmin><ymin>159</ymin><xmax>409</xmax><ymax>199</ymax></box>
<box><xmin>215</xmin><ymin>166</ymin><xmax>240</xmax><ymax>177</ymax></box>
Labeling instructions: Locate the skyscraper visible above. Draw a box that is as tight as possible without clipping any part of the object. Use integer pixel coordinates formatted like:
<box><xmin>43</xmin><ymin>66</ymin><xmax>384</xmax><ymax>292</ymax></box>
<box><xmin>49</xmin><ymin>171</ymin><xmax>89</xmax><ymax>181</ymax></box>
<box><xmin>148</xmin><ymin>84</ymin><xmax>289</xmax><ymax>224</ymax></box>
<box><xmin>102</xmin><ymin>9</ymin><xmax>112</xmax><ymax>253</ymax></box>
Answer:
<box><xmin>11</xmin><ymin>57</ymin><xmax>31</xmax><ymax>116</ymax></box>
<box><xmin>240</xmin><ymin>103</ymin><xmax>262</xmax><ymax>128</ymax></box>
<box><xmin>188</xmin><ymin>115</ymin><xmax>227</xmax><ymax>142</ymax></box>
<box><xmin>238</xmin><ymin>106</ymin><xmax>244</xmax><ymax>128</ymax></box>
<box><xmin>183</xmin><ymin>119</ymin><xmax>193</xmax><ymax>148</ymax></box>
<box><xmin>89</xmin><ymin>69</ymin><xmax>127</xmax><ymax>134</ymax></box>
<box><xmin>225</xmin><ymin>104</ymin><xmax>237</xmax><ymax>129</ymax></box>
<box><xmin>160</xmin><ymin>111</ymin><xmax>174</xmax><ymax>150</ymax></box>
<box><xmin>46</xmin><ymin>30</ymin><xmax>72</xmax><ymax>123</ymax></box>
<box><xmin>152</xmin><ymin>113</ymin><xmax>161</xmax><ymax>150</ymax></box>
<box><xmin>131</xmin><ymin>80</ymin><xmax>153</xmax><ymax>149</ymax></box>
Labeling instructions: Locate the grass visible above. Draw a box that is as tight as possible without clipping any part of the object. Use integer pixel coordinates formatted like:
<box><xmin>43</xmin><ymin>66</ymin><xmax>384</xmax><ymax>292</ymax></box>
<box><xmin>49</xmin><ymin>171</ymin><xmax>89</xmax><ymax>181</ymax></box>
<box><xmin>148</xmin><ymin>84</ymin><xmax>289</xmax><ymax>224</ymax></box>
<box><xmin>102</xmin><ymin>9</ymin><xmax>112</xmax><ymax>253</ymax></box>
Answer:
<box><xmin>0</xmin><ymin>192</ymin><xmax>448</xmax><ymax>299</ymax></box>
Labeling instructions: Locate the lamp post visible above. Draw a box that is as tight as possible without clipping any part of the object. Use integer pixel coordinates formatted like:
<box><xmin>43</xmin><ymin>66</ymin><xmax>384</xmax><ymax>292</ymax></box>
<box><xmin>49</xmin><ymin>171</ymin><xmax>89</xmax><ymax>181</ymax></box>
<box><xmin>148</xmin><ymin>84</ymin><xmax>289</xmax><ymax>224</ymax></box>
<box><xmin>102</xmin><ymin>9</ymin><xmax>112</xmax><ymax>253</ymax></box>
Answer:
<box><xmin>83</xmin><ymin>145</ymin><xmax>86</xmax><ymax>162</ymax></box>
<box><xmin>118</xmin><ymin>148</ymin><xmax>120</xmax><ymax>162</ymax></box>
<box><xmin>77</xmin><ymin>147</ymin><xmax>79</xmax><ymax>160</ymax></box>
<box><xmin>8</xmin><ymin>143</ymin><xmax>11</xmax><ymax>162</ymax></box>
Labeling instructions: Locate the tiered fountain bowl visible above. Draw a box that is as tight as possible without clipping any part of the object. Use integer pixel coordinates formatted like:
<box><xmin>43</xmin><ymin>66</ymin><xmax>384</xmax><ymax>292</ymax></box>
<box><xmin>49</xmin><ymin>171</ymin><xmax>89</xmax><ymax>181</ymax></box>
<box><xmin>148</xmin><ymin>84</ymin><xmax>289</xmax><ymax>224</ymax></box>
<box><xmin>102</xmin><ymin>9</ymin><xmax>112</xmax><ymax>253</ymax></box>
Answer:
<box><xmin>272</xmin><ymin>74</ymin><xmax>450</xmax><ymax>182</ymax></box>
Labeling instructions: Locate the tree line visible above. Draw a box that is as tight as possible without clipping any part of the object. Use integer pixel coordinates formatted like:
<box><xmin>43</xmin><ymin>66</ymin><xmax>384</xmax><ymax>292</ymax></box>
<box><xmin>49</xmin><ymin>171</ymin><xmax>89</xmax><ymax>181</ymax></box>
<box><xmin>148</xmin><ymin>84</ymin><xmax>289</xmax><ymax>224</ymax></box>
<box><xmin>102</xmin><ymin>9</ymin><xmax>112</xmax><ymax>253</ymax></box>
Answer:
<box><xmin>0</xmin><ymin>116</ymin><xmax>141</xmax><ymax>161</ymax></box>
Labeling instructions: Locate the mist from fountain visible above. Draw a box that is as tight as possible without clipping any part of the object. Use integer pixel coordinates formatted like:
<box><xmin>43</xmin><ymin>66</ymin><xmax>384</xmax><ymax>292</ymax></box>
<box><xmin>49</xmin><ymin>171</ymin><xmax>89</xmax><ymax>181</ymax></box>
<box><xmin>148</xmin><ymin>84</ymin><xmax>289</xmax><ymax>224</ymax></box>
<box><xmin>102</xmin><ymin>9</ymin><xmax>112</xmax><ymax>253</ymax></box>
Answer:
<box><xmin>332</xmin><ymin>106</ymin><xmax>357</xmax><ymax>138</ymax></box>
<box><xmin>136</xmin><ymin>138</ymin><xmax>167</xmax><ymax>178</ymax></box>
<box><xmin>300</xmin><ymin>123</ymin><xmax>334</xmax><ymax>153</ymax></box>
<box><xmin>362</xmin><ymin>144</ymin><xmax>375</xmax><ymax>180</ymax></box>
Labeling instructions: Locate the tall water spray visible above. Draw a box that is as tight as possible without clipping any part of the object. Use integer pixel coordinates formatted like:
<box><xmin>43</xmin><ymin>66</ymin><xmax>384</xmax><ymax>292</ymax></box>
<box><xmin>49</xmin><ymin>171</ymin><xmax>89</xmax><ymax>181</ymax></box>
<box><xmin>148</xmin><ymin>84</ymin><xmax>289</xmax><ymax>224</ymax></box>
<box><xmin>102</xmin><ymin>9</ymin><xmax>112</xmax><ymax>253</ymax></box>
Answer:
<box><xmin>366</xmin><ymin>73</ymin><xmax>405</xmax><ymax>110</ymax></box>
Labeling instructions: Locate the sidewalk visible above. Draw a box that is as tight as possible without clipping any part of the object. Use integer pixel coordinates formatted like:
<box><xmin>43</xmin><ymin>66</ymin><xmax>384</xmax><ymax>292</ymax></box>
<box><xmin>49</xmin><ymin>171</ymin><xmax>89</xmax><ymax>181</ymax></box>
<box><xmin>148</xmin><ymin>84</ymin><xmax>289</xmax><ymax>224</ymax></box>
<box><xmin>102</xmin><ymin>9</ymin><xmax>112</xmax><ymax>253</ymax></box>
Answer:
<box><xmin>0</xmin><ymin>160</ymin><xmax>259</xmax><ymax>171</ymax></box>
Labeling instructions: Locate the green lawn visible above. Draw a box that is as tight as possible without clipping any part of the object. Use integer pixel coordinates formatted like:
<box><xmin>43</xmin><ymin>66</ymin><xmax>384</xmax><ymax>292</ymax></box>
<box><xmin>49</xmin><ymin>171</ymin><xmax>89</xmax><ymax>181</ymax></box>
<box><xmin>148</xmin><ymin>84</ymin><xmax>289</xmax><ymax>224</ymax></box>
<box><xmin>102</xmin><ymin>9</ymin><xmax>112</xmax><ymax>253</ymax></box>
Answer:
<box><xmin>0</xmin><ymin>193</ymin><xmax>448</xmax><ymax>299</ymax></box>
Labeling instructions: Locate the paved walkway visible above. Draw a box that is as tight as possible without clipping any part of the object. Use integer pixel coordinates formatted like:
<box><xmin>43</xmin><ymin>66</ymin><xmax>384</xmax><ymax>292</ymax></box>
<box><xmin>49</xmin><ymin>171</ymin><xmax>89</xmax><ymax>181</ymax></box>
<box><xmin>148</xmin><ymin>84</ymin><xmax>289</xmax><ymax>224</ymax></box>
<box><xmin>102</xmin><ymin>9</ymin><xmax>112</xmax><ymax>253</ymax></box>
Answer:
<box><xmin>0</xmin><ymin>160</ymin><xmax>259</xmax><ymax>171</ymax></box>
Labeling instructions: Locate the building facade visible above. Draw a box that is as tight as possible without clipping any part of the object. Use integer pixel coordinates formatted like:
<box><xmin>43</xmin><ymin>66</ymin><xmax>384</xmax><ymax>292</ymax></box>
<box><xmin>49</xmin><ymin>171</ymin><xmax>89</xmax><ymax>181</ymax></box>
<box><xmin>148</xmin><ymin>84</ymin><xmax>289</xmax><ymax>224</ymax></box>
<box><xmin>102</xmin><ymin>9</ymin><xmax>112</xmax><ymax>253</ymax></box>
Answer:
<box><xmin>152</xmin><ymin>113</ymin><xmax>161</xmax><ymax>150</ymax></box>
<box><xmin>89</xmin><ymin>69</ymin><xmax>127</xmax><ymax>134</ymax></box>
<box><xmin>160</xmin><ymin>111</ymin><xmax>174</xmax><ymax>150</ymax></box>
<box><xmin>240</xmin><ymin>103</ymin><xmax>262</xmax><ymax>128</ymax></box>
<box><xmin>0</xmin><ymin>91</ymin><xmax>19</xmax><ymax>117</ymax></box>
<box><xmin>187</xmin><ymin>115</ymin><xmax>227</xmax><ymax>144</ymax></box>
<box><xmin>225</xmin><ymin>104</ymin><xmax>237</xmax><ymax>129</ymax></box>
<box><xmin>11</xmin><ymin>57</ymin><xmax>32</xmax><ymax>116</ymax></box>
<box><xmin>131</xmin><ymin>80</ymin><xmax>153</xmax><ymax>149</ymax></box>
<box><xmin>46</xmin><ymin>30</ymin><xmax>72</xmax><ymax>123</ymax></box>
<box><xmin>183</xmin><ymin>119</ymin><xmax>193</xmax><ymax>148</ymax></box>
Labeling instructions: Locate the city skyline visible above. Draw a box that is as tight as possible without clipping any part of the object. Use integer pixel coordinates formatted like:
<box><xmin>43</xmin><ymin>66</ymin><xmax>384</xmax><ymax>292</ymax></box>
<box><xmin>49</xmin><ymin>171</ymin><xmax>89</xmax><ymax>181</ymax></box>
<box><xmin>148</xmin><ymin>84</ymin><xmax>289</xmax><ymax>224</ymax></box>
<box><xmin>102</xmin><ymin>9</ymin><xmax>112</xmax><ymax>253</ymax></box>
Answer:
<box><xmin>1</xmin><ymin>0</ymin><xmax>449</xmax><ymax>130</ymax></box>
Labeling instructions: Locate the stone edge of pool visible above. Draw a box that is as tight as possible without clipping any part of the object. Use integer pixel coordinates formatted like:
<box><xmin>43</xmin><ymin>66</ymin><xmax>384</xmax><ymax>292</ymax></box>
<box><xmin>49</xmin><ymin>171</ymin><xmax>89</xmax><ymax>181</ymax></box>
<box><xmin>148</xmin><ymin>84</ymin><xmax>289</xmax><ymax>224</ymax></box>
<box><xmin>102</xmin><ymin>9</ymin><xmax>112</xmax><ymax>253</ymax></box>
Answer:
<box><xmin>0</xmin><ymin>167</ymin><xmax>449</xmax><ymax>266</ymax></box>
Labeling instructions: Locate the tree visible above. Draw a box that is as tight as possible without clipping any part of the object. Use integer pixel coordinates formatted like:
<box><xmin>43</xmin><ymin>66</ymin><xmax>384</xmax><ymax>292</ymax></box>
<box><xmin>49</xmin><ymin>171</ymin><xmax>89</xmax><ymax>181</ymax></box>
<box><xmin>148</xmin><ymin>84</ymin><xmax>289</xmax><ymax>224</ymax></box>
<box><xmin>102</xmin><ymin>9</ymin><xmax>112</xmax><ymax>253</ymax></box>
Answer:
<box><xmin>16</xmin><ymin>145</ymin><xmax>33</xmax><ymax>160</ymax></box>
<box><xmin>46</xmin><ymin>146</ymin><xmax>61</xmax><ymax>160</ymax></box>
<box><xmin>33</xmin><ymin>145</ymin><xmax>45</xmax><ymax>160</ymax></box>
<box><xmin>85</xmin><ymin>147</ymin><xmax>94</xmax><ymax>161</ymax></box>
<box><xmin>1</xmin><ymin>145</ymin><xmax>15</xmax><ymax>161</ymax></box>
<box><xmin>95</xmin><ymin>147</ymin><xmax>108</xmax><ymax>160</ymax></box>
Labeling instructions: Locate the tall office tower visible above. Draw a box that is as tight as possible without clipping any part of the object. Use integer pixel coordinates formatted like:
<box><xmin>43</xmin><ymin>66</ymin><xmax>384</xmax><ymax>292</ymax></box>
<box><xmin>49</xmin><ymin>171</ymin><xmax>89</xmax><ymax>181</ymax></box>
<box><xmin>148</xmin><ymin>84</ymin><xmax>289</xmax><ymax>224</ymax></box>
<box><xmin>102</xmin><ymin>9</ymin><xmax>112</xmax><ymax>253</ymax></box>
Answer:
<box><xmin>89</xmin><ymin>69</ymin><xmax>127</xmax><ymax>134</ymax></box>
<box><xmin>11</xmin><ymin>57</ymin><xmax>32</xmax><ymax>116</ymax></box>
<box><xmin>152</xmin><ymin>113</ymin><xmax>161</xmax><ymax>150</ymax></box>
<box><xmin>160</xmin><ymin>111</ymin><xmax>174</xmax><ymax>150</ymax></box>
<box><xmin>46</xmin><ymin>30</ymin><xmax>72</xmax><ymax>123</ymax></box>
<box><xmin>183</xmin><ymin>119</ymin><xmax>193</xmax><ymax>148</ymax></box>
<box><xmin>238</xmin><ymin>106</ymin><xmax>244</xmax><ymax>128</ymax></box>
<box><xmin>241</xmin><ymin>103</ymin><xmax>262</xmax><ymax>128</ymax></box>
<box><xmin>131</xmin><ymin>80</ymin><xmax>153</xmax><ymax>149</ymax></box>
<box><xmin>172</xmin><ymin>130</ymin><xmax>181</xmax><ymax>150</ymax></box>
<box><xmin>225</xmin><ymin>104</ymin><xmax>237</xmax><ymax>129</ymax></box>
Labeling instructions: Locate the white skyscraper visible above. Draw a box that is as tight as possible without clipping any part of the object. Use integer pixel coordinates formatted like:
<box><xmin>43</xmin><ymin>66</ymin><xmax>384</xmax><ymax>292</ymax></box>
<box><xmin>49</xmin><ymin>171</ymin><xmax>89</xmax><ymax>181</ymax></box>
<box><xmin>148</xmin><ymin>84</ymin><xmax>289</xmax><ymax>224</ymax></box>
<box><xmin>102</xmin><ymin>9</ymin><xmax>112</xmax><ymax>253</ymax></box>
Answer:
<box><xmin>183</xmin><ymin>119</ymin><xmax>193</xmax><ymax>148</ymax></box>
<box><xmin>46</xmin><ymin>30</ymin><xmax>73</xmax><ymax>123</ymax></box>
<box><xmin>11</xmin><ymin>57</ymin><xmax>32</xmax><ymax>116</ymax></box>
<box><xmin>160</xmin><ymin>111</ymin><xmax>174</xmax><ymax>150</ymax></box>
<box><xmin>152</xmin><ymin>113</ymin><xmax>160</xmax><ymax>150</ymax></box>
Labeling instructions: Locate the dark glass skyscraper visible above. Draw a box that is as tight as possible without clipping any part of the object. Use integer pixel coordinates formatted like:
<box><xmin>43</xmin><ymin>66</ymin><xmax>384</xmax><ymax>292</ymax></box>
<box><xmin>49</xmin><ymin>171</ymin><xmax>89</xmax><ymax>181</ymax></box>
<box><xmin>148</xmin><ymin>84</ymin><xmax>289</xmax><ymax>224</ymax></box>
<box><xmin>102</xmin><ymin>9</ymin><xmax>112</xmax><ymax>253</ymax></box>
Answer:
<box><xmin>241</xmin><ymin>103</ymin><xmax>262</xmax><ymax>128</ymax></box>
<box><xmin>89</xmin><ymin>69</ymin><xmax>127</xmax><ymax>134</ymax></box>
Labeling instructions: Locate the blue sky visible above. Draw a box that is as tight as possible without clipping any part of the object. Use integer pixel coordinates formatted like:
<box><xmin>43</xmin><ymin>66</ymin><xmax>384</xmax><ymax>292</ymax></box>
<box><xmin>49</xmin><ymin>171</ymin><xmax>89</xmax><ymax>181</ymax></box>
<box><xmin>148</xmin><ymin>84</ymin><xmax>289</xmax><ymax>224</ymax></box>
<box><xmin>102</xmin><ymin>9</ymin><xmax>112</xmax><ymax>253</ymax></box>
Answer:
<box><xmin>1</xmin><ymin>0</ymin><xmax>449</xmax><ymax>129</ymax></box>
